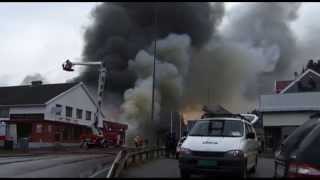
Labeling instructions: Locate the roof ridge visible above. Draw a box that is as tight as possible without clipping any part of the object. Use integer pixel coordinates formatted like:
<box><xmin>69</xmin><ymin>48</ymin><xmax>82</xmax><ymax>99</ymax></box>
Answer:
<box><xmin>0</xmin><ymin>82</ymin><xmax>78</xmax><ymax>88</ymax></box>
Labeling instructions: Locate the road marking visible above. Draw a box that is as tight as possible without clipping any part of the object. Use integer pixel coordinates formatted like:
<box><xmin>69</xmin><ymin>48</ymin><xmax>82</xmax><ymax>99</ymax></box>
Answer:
<box><xmin>89</xmin><ymin>166</ymin><xmax>110</xmax><ymax>178</ymax></box>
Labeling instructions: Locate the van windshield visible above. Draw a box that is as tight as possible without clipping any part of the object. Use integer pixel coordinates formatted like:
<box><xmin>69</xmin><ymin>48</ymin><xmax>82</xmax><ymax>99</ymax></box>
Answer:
<box><xmin>188</xmin><ymin>120</ymin><xmax>244</xmax><ymax>137</ymax></box>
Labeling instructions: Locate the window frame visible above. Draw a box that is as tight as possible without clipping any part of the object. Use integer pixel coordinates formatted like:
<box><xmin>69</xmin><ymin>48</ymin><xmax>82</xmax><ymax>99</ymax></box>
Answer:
<box><xmin>36</xmin><ymin>124</ymin><xmax>43</xmax><ymax>133</ymax></box>
<box><xmin>0</xmin><ymin>108</ymin><xmax>9</xmax><ymax>118</ymax></box>
<box><xmin>86</xmin><ymin>111</ymin><xmax>92</xmax><ymax>121</ymax></box>
<box><xmin>65</xmin><ymin>106</ymin><xmax>73</xmax><ymax>118</ymax></box>
<box><xmin>55</xmin><ymin>104</ymin><xmax>62</xmax><ymax>116</ymax></box>
<box><xmin>76</xmin><ymin>109</ymin><xmax>83</xmax><ymax>119</ymax></box>
<box><xmin>48</xmin><ymin>125</ymin><xmax>52</xmax><ymax>133</ymax></box>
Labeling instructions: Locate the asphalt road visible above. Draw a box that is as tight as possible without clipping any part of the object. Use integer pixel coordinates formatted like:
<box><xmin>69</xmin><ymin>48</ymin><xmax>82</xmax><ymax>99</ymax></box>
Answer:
<box><xmin>0</xmin><ymin>153</ymin><xmax>116</xmax><ymax>178</ymax></box>
<box><xmin>121</xmin><ymin>156</ymin><xmax>275</xmax><ymax>178</ymax></box>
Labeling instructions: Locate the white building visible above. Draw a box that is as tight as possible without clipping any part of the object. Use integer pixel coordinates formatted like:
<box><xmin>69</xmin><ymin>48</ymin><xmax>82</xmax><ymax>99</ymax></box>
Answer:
<box><xmin>0</xmin><ymin>81</ymin><xmax>104</xmax><ymax>148</ymax></box>
<box><xmin>260</xmin><ymin>69</ymin><xmax>320</xmax><ymax>151</ymax></box>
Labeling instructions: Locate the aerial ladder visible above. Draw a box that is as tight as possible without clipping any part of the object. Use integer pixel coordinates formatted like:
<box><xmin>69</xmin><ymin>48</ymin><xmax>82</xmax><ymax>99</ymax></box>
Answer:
<box><xmin>62</xmin><ymin>59</ymin><xmax>107</xmax><ymax>139</ymax></box>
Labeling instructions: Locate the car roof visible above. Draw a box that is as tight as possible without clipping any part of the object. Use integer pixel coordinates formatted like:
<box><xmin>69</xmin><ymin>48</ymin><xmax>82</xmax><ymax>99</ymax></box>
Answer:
<box><xmin>296</xmin><ymin>124</ymin><xmax>320</xmax><ymax>164</ymax></box>
<box><xmin>281</xmin><ymin>117</ymin><xmax>320</xmax><ymax>159</ymax></box>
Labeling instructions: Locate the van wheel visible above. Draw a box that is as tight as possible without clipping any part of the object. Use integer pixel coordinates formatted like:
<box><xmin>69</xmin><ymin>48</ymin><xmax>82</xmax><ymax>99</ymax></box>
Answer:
<box><xmin>180</xmin><ymin>169</ymin><xmax>190</xmax><ymax>178</ymax></box>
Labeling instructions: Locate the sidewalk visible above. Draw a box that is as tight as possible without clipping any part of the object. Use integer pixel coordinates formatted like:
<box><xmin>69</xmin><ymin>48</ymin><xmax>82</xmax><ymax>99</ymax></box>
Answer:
<box><xmin>259</xmin><ymin>150</ymin><xmax>275</xmax><ymax>159</ymax></box>
<box><xmin>0</xmin><ymin>149</ymin><xmax>34</xmax><ymax>157</ymax></box>
<box><xmin>120</xmin><ymin>158</ymin><xmax>180</xmax><ymax>178</ymax></box>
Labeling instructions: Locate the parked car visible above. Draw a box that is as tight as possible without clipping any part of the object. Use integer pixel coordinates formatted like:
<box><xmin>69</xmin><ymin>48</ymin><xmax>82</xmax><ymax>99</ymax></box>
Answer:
<box><xmin>176</xmin><ymin>136</ymin><xmax>186</xmax><ymax>159</ymax></box>
<box><xmin>274</xmin><ymin>114</ymin><xmax>320</xmax><ymax>178</ymax></box>
<box><xmin>179</xmin><ymin>114</ymin><xmax>259</xmax><ymax>178</ymax></box>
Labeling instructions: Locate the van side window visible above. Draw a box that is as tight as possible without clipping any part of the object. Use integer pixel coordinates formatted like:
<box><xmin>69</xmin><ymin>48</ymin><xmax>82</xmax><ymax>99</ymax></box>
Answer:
<box><xmin>249</xmin><ymin>124</ymin><xmax>255</xmax><ymax>134</ymax></box>
<box><xmin>245</xmin><ymin>123</ymin><xmax>252</xmax><ymax>135</ymax></box>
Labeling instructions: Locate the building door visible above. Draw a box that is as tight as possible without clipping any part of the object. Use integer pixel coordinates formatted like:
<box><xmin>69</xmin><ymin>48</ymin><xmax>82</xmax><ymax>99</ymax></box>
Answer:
<box><xmin>272</xmin><ymin>127</ymin><xmax>282</xmax><ymax>151</ymax></box>
<box><xmin>17</xmin><ymin>123</ymin><xmax>32</xmax><ymax>139</ymax></box>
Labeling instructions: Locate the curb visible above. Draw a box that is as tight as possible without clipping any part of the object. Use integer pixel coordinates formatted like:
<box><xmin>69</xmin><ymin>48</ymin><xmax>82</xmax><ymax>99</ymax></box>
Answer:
<box><xmin>0</xmin><ymin>154</ymin><xmax>35</xmax><ymax>157</ymax></box>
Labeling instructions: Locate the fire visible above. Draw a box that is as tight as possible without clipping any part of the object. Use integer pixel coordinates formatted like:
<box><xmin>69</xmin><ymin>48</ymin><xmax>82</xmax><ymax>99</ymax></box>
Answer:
<box><xmin>181</xmin><ymin>104</ymin><xmax>203</xmax><ymax>124</ymax></box>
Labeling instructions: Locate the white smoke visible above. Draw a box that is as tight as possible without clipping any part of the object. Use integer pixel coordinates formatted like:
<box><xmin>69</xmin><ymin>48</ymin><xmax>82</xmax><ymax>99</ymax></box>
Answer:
<box><xmin>182</xmin><ymin>2</ymin><xmax>302</xmax><ymax>113</ymax></box>
<box><xmin>220</xmin><ymin>2</ymin><xmax>301</xmax><ymax>100</ymax></box>
<box><xmin>120</xmin><ymin>34</ymin><xmax>191</xmax><ymax>142</ymax></box>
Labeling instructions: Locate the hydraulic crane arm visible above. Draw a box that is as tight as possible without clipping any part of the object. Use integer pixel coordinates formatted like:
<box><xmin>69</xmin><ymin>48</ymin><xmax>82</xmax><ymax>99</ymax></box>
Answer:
<box><xmin>62</xmin><ymin>59</ymin><xmax>107</xmax><ymax>135</ymax></box>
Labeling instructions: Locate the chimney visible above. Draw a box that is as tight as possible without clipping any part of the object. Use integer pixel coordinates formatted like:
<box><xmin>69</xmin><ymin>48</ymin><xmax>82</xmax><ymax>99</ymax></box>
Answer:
<box><xmin>31</xmin><ymin>81</ymin><xmax>42</xmax><ymax>86</ymax></box>
<box><xmin>294</xmin><ymin>72</ymin><xmax>298</xmax><ymax>80</ymax></box>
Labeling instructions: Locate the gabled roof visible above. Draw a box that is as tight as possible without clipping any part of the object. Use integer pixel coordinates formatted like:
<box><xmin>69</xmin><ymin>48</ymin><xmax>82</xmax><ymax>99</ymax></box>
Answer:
<box><xmin>280</xmin><ymin>69</ymin><xmax>320</xmax><ymax>94</ymax></box>
<box><xmin>0</xmin><ymin>82</ymin><xmax>78</xmax><ymax>106</ymax></box>
<box><xmin>45</xmin><ymin>82</ymin><xmax>105</xmax><ymax>118</ymax></box>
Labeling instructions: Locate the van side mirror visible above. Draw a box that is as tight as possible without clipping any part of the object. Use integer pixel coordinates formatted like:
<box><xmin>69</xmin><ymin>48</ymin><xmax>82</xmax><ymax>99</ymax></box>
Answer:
<box><xmin>246</xmin><ymin>132</ymin><xmax>255</xmax><ymax>139</ymax></box>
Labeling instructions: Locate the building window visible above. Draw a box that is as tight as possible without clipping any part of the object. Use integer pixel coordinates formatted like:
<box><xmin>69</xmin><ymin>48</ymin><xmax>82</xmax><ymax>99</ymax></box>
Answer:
<box><xmin>0</xmin><ymin>108</ymin><xmax>9</xmax><ymax>118</ymax></box>
<box><xmin>55</xmin><ymin>104</ymin><xmax>62</xmax><ymax>115</ymax></box>
<box><xmin>48</xmin><ymin>125</ymin><xmax>52</xmax><ymax>133</ymax></box>
<box><xmin>36</xmin><ymin>124</ymin><xmax>42</xmax><ymax>133</ymax></box>
<box><xmin>86</xmin><ymin>111</ymin><xmax>92</xmax><ymax>121</ymax></box>
<box><xmin>76</xmin><ymin>109</ymin><xmax>83</xmax><ymax>119</ymax></box>
<box><xmin>66</xmin><ymin>106</ymin><xmax>73</xmax><ymax>118</ymax></box>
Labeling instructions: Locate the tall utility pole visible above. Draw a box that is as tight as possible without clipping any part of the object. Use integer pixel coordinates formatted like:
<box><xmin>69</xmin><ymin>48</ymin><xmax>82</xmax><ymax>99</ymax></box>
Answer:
<box><xmin>208</xmin><ymin>85</ymin><xmax>210</xmax><ymax>105</ymax></box>
<box><xmin>170</xmin><ymin>112</ymin><xmax>173</xmax><ymax>134</ymax></box>
<box><xmin>179</xmin><ymin>112</ymin><xmax>182</xmax><ymax>138</ymax></box>
<box><xmin>207</xmin><ymin>74</ymin><xmax>211</xmax><ymax>105</ymax></box>
<box><xmin>151</xmin><ymin>4</ymin><xmax>157</xmax><ymax>124</ymax></box>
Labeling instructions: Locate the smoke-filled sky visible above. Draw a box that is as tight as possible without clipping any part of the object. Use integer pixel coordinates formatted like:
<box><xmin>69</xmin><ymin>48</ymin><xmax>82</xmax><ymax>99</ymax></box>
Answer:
<box><xmin>1</xmin><ymin>2</ymin><xmax>320</xmax><ymax>114</ymax></box>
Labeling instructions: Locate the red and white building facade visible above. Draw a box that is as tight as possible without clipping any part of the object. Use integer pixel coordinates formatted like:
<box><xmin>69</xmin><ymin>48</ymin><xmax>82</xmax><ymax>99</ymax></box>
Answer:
<box><xmin>0</xmin><ymin>81</ymin><xmax>105</xmax><ymax>148</ymax></box>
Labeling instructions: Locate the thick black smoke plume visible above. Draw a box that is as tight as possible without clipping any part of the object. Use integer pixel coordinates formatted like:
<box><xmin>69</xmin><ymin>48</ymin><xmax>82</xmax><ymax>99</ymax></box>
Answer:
<box><xmin>76</xmin><ymin>2</ymin><xmax>224</xmax><ymax>94</ymax></box>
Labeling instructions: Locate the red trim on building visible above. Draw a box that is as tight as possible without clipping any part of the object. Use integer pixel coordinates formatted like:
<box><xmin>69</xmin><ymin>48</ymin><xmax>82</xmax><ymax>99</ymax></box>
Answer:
<box><xmin>275</xmin><ymin>80</ymin><xmax>293</xmax><ymax>94</ymax></box>
<box><xmin>4</xmin><ymin>118</ymin><xmax>91</xmax><ymax>143</ymax></box>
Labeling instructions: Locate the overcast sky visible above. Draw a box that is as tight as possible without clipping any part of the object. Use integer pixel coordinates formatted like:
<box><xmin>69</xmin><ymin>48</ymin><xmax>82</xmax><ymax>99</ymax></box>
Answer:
<box><xmin>0</xmin><ymin>2</ymin><xmax>320</xmax><ymax>86</ymax></box>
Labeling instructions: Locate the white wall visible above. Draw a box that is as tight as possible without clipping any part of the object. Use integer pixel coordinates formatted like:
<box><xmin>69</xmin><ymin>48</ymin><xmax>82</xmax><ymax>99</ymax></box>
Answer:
<box><xmin>260</xmin><ymin>92</ymin><xmax>320</xmax><ymax>112</ymax></box>
<box><xmin>45</xmin><ymin>84</ymin><xmax>104</xmax><ymax>128</ymax></box>
<box><xmin>263</xmin><ymin>112</ymin><xmax>312</xmax><ymax>127</ymax></box>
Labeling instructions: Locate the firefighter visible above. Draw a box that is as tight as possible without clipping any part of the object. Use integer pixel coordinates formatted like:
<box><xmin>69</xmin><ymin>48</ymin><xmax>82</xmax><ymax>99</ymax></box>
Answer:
<box><xmin>116</xmin><ymin>134</ymin><xmax>121</xmax><ymax>146</ymax></box>
<box><xmin>138</xmin><ymin>136</ymin><xmax>144</xmax><ymax>148</ymax></box>
<box><xmin>134</xmin><ymin>135</ymin><xmax>140</xmax><ymax>148</ymax></box>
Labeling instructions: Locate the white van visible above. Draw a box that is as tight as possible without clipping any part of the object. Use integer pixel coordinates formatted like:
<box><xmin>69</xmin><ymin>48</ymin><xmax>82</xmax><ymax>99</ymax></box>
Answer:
<box><xmin>179</xmin><ymin>114</ymin><xmax>259</xmax><ymax>178</ymax></box>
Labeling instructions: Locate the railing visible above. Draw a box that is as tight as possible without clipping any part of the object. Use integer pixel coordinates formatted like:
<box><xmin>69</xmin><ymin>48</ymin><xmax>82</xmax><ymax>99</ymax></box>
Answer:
<box><xmin>107</xmin><ymin>146</ymin><xmax>166</xmax><ymax>178</ymax></box>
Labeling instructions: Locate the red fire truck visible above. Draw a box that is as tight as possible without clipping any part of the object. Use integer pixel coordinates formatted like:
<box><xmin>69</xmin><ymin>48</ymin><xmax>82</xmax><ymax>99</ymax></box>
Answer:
<box><xmin>80</xmin><ymin>120</ymin><xmax>128</xmax><ymax>149</ymax></box>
